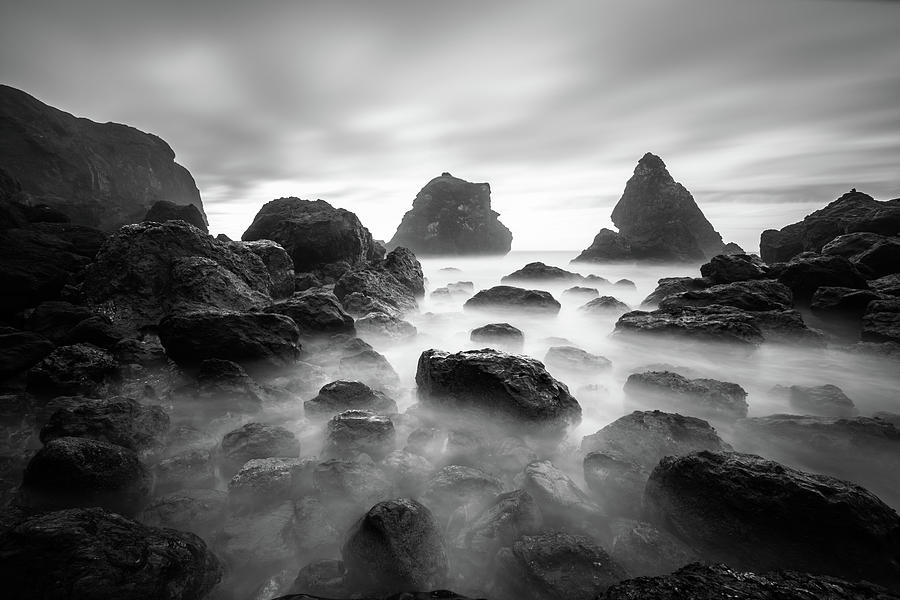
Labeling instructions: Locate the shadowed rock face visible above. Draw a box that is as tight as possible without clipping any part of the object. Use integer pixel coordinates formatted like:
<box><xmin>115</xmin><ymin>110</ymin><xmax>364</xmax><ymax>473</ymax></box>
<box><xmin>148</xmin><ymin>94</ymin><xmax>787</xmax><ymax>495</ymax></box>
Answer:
<box><xmin>0</xmin><ymin>85</ymin><xmax>204</xmax><ymax>231</ymax></box>
<box><xmin>388</xmin><ymin>173</ymin><xmax>512</xmax><ymax>255</ymax></box>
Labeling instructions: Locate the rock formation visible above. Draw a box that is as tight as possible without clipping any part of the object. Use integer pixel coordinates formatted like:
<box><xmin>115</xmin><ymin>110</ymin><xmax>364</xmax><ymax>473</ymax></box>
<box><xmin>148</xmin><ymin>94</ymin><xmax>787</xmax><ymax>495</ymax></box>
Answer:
<box><xmin>388</xmin><ymin>173</ymin><xmax>512</xmax><ymax>255</ymax></box>
<box><xmin>575</xmin><ymin>153</ymin><xmax>738</xmax><ymax>262</ymax></box>
<box><xmin>0</xmin><ymin>85</ymin><xmax>204</xmax><ymax>231</ymax></box>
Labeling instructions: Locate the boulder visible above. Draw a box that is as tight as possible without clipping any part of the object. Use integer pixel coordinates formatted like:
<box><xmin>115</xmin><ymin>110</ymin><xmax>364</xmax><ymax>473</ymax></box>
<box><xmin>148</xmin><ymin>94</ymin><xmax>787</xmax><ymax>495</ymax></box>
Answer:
<box><xmin>0</xmin><ymin>85</ymin><xmax>204</xmax><ymax>232</ymax></box>
<box><xmin>242</xmin><ymin>197</ymin><xmax>378</xmax><ymax>271</ymax></box>
<box><xmin>139</xmin><ymin>488</ymin><xmax>228</xmax><ymax>538</ymax></box>
<box><xmin>822</xmin><ymin>232</ymin><xmax>900</xmax><ymax>279</ymax></box>
<box><xmin>862</xmin><ymin>299</ymin><xmax>900</xmax><ymax>343</ymax></box>
<box><xmin>786</xmin><ymin>384</ymin><xmax>857</xmax><ymax>417</ymax></box>
<box><xmin>579</xmin><ymin>296</ymin><xmax>630</xmax><ymax>315</ymax></box>
<box><xmin>0</xmin><ymin>507</ymin><xmax>221</xmax><ymax>600</ymax></box>
<box><xmin>644</xmin><ymin>451</ymin><xmax>900</xmax><ymax>589</ymax></box>
<box><xmin>63</xmin><ymin>315</ymin><xmax>125</xmax><ymax>349</ymax></box>
<box><xmin>338</xmin><ymin>348</ymin><xmax>401</xmax><ymax>393</ymax></box>
<box><xmin>416</xmin><ymin>348</ymin><xmax>581</xmax><ymax>437</ymax></box>
<box><xmin>453</xmin><ymin>489</ymin><xmax>543</xmax><ymax>566</ymax></box>
<box><xmin>624</xmin><ymin>371</ymin><xmax>748</xmax><ymax>421</ymax></box>
<box><xmin>574</xmin><ymin>153</ymin><xmax>730</xmax><ymax>262</ymax></box>
<box><xmin>154</xmin><ymin>450</ymin><xmax>216</xmax><ymax>494</ymax></box>
<box><xmin>313</xmin><ymin>458</ymin><xmax>392</xmax><ymax>526</ymax></box>
<box><xmin>381</xmin><ymin>246</ymin><xmax>426</xmax><ymax>297</ymax></box>
<box><xmin>227</xmin><ymin>457</ymin><xmax>308</xmax><ymax>510</ymax></box>
<box><xmin>464</xmin><ymin>286</ymin><xmax>560</xmax><ymax>315</ymax></box>
<box><xmin>658</xmin><ymin>280</ymin><xmax>793</xmax><ymax>312</ymax></box>
<box><xmin>811</xmin><ymin>286</ymin><xmax>882</xmax><ymax>316</ymax></box>
<box><xmin>470</xmin><ymin>323</ymin><xmax>524</xmax><ymax>352</ymax></box>
<box><xmin>501</xmin><ymin>262</ymin><xmax>583</xmax><ymax>284</ymax></box>
<box><xmin>387</xmin><ymin>172</ymin><xmax>512</xmax><ymax>255</ymax></box>
<box><xmin>699</xmin><ymin>253</ymin><xmax>770</xmax><ymax>284</ymax></box>
<box><xmin>615</xmin><ymin>305</ymin><xmax>764</xmax><ymax>347</ymax></box>
<box><xmin>178</xmin><ymin>358</ymin><xmax>267</xmax><ymax>416</ymax></box>
<box><xmin>219</xmin><ymin>422</ymin><xmax>301</xmax><ymax>476</ymax></box>
<box><xmin>305</xmin><ymin>381</ymin><xmax>398</xmax><ymax>419</ymax></box>
<box><xmin>26</xmin><ymin>343</ymin><xmax>119</xmax><ymax>399</ymax></box>
<box><xmin>421</xmin><ymin>465</ymin><xmax>504</xmax><ymax>524</ymax></box>
<box><xmin>355</xmin><ymin>311</ymin><xmax>417</xmax><ymax>342</ymax></box>
<box><xmin>265</xmin><ymin>290</ymin><xmax>356</xmax><ymax>338</ymax></box>
<box><xmin>241</xmin><ymin>239</ymin><xmax>295</xmax><ymax>299</ymax></box>
<box><xmin>608</xmin><ymin>519</ymin><xmax>699</xmax><ymax>578</ymax></box>
<box><xmin>323</xmin><ymin>410</ymin><xmax>396</xmax><ymax>460</ymax></box>
<box><xmin>334</xmin><ymin>266</ymin><xmax>418</xmax><ymax>318</ymax></box>
<box><xmin>25</xmin><ymin>300</ymin><xmax>95</xmax><ymax>343</ymax></box>
<box><xmin>0</xmin><ymin>331</ymin><xmax>53</xmax><ymax>379</ymax></box>
<box><xmin>342</xmin><ymin>498</ymin><xmax>449</xmax><ymax>593</ymax></box>
<box><xmin>562</xmin><ymin>286</ymin><xmax>600</xmax><ymax>300</ymax></box>
<box><xmin>640</xmin><ymin>276</ymin><xmax>711</xmax><ymax>308</ymax></box>
<box><xmin>143</xmin><ymin>200</ymin><xmax>208</xmax><ymax>233</ymax></box>
<box><xmin>20</xmin><ymin>437</ymin><xmax>151</xmax><ymax>516</ymax></box>
<box><xmin>543</xmin><ymin>346</ymin><xmax>611</xmax><ymax>373</ymax></box>
<box><xmin>522</xmin><ymin>460</ymin><xmax>603</xmax><ymax>528</ymax></box>
<box><xmin>871</xmin><ymin>273</ymin><xmax>900</xmax><ymax>297</ymax></box>
<box><xmin>158</xmin><ymin>310</ymin><xmax>300</xmax><ymax>374</ymax></box>
<box><xmin>773</xmin><ymin>254</ymin><xmax>868</xmax><ymax>303</ymax></box>
<box><xmin>615</xmin><ymin>279</ymin><xmax>637</xmax><ymax>289</ymax></box>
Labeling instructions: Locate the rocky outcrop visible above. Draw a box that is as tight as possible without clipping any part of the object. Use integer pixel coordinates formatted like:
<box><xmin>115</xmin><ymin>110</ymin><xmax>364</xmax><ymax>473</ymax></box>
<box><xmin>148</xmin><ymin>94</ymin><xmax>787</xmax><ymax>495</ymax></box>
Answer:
<box><xmin>470</xmin><ymin>323</ymin><xmax>524</xmax><ymax>352</ymax></box>
<box><xmin>822</xmin><ymin>232</ymin><xmax>900</xmax><ymax>279</ymax></box>
<box><xmin>464</xmin><ymin>286</ymin><xmax>561</xmax><ymax>315</ymax></box>
<box><xmin>574</xmin><ymin>153</ymin><xmax>735</xmax><ymax>262</ymax></box>
<box><xmin>0</xmin><ymin>85</ymin><xmax>204</xmax><ymax>232</ymax></box>
<box><xmin>760</xmin><ymin>189</ymin><xmax>900</xmax><ymax>263</ymax></box>
<box><xmin>265</xmin><ymin>290</ymin><xmax>356</xmax><ymax>338</ymax></box>
<box><xmin>143</xmin><ymin>200</ymin><xmax>208</xmax><ymax>233</ymax></box>
<box><xmin>388</xmin><ymin>173</ymin><xmax>512</xmax><ymax>255</ymax></box>
<box><xmin>658</xmin><ymin>280</ymin><xmax>793</xmax><ymax>312</ymax></box>
<box><xmin>242</xmin><ymin>197</ymin><xmax>379</xmax><ymax>271</ymax></box>
<box><xmin>333</xmin><ymin>247</ymin><xmax>423</xmax><ymax>318</ymax></box>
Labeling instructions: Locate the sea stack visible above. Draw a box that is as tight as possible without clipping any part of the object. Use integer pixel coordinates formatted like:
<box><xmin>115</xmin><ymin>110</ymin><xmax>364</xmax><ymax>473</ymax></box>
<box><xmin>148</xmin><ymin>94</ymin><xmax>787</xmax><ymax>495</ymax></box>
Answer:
<box><xmin>388</xmin><ymin>173</ymin><xmax>512</xmax><ymax>255</ymax></box>
<box><xmin>574</xmin><ymin>153</ymin><xmax>738</xmax><ymax>262</ymax></box>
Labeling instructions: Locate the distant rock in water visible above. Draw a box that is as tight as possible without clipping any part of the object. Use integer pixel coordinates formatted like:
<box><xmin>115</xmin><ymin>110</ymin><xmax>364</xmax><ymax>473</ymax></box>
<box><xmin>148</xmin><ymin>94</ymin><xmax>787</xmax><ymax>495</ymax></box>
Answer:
<box><xmin>388</xmin><ymin>172</ymin><xmax>512</xmax><ymax>255</ymax></box>
<box><xmin>760</xmin><ymin>189</ymin><xmax>900</xmax><ymax>263</ymax></box>
<box><xmin>0</xmin><ymin>84</ymin><xmax>204</xmax><ymax>231</ymax></box>
<box><xmin>143</xmin><ymin>200</ymin><xmax>208</xmax><ymax>233</ymax></box>
<box><xmin>574</xmin><ymin>153</ymin><xmax>739</xmax><ymax>262</ymax></box>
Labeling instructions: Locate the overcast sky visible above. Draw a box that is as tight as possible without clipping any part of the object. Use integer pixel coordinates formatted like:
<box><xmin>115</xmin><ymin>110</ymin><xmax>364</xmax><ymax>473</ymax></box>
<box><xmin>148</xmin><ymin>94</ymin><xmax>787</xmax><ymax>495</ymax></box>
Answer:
<box><xmin>2</xmin><ymin>0</ymin><xmax>899</xmax><ymax>250</ymax></box>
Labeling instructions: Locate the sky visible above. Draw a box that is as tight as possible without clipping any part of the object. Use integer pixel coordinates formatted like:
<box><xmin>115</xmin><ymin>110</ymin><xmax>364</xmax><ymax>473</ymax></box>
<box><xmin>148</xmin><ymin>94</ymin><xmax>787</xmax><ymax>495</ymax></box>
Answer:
<box><xmin>2</xmin><ymin>0</ymin><xmax>899</xmax><ymax>251</ymax></box>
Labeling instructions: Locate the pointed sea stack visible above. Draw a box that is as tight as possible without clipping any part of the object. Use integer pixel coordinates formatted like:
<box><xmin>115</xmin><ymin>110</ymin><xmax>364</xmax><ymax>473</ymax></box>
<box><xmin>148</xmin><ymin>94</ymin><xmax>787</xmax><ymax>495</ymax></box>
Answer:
<box><xmin>575</xmin><ymin>153</ymin><xmax>737</xmax><ymax>262</ymax></box>
<box><xmin>388</xmin><ymin>173</ymin><xmax>512</xmax><ymax>255</ymax></box>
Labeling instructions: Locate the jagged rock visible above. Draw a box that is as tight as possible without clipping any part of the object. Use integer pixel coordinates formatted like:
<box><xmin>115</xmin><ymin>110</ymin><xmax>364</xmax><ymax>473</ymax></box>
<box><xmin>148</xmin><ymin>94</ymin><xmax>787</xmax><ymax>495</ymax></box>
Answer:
<box><xmin>158</xmin><ymin>310</ymin><xmax>300</xmax><ymax>374</ymax></box>
<box><xmin>416</xmin><ymin>348</ymin><xmax>581</xmax><ymax>437</ymax></box>
<box><xmin>470</xmin><ymin>323</ymin><xmax>524</xmax><ymax>352</ymax></box>
<box><xmin>40</xmin><ymin>396</ymin><xmax>169</xmax><ymax>458</ymax></box>
<box><xmin>562</xmin><ymin>286</ymin><xmax>600</xmax><ymax>300</ymax></box>
<box><xmin>421</xmin><ymin>465</ymin><xmax>504</xmax><ymax>524</ymax></box>
<box><xmin>640</xmin><ymin>277</ymin><xmax>711</xmax><ymax>308</ymax></box>
<box><xmin>644</xmin><ymin>451</ymin><xmax>900</xmax><ymax>589</ymax></box>
<box><xmin>25</xmin><ymin>300</ymin><xmax>95</xmax><ymax>343</ymax></box>
<box><xmin>574</xmin><ymin>153</ymin><xmax>730</xmax><ymax>262</ymax></box>
<box><xmin>502</xmin><ymin>262</ymin><xmax>583</xmax><ymax>284</ymax></box>
<box><xmin>241</xmin><ymin>239</ymin><xmax>295</xmax><ymax>299</ymax></box>
<box><xmin>0</xmin><ymin>507</ymin><xmax>221</xmax><ymax>600</ymax></box>
<box><xmin>615</xmin><ymin>305</ymin><xmax>764</xmax><ymax>346</ymax></box>
<box><xmin>543</xmin><ymin>346</ymin><xmax>611</xmax><ymax>373</ymax></box>
<box><xmin>154</xmin><ymin>450</ymin><xmax>216</xmax><ymax>494</ymax></box>
<box><xmin>0</xmin><ymin>85</ymin><xmax>204</xmax><ymax>231</ymax></box>
<box><xmin>602</xmin><ymin>562</ymin><xmax>895</xmax><ymax>600</ymax></box>
<box><xmin>342</xmin><ymin>498</ymin><xmax>449</xmax><ymax>593</ymax></box>
<box><xmin>265</xmin><ymin>290</ymin><xmax>356</xmax><ymax>338</ymax></box>
<box><xmin>492</xmin><ymin>531</ymin><xmax>628</xmax><ymax>600</ymax></box>
<box><xmin>219</xmin><ymin>422</ymin><xmax>301</xmax><ymax>476</ymax></box>
<box><xmin>334</xmin><ymin>266</ymin><xmax>418</xmax><ymax>318</ymax></box>
<box><xmin>699</xmin><ymin>253</ymin><xmax>770</xmax><ymax>284</ymax></box>
<box><xmin>242</xmin><ymin>197</ymin><xmax>378</xmax><ymax>271</ymax></box>
<box><xmin>388</xmin><ymin>172</ymin><xmax>512</xmax><ymax>255</ymax></box>
<box><xmin>579</xmin><ymin>296</ymin><xmax>630</xmax><ymax>315</ymax></box>
<box><xmin>822</xmin><ymin>232</ymin><xmax>900</xmax><ymax>279</ymax></box>
<box><xmin>323</xmin><ymin>410</ymin><xmax>396</xmax><ymax>460</ymax></box>
<box><xmin>871</xmin><ymin>273</ymin><xmax>900</xmax><ymax>297</ymax></box>
<box><xmin>26</xmin><ymin>343</ymin><xmax>119</xmax><ymax>399</ymax></box>
<box><xmin>862</xmin><ymin>299</ymin><xmax>900</xmax><ymax>343</ymax></box>
<box><xmin>658</xmin><ymin>280</ymin><xmax>793</xmax><ymax>312</ymax></box>
<box><xmin>305</xmin><ymin>381</ymin><xmax>398</xmax><ymax>419</ymax></box>
<box><xmin>786</xmin><ymin>384</ymin><xmax>858</xmax><ymax>417</ymax></box>
<box><xmin>609</xmin><ymin>519</ymin><xmax>699</xmax><ymax>577</ymax></box>
<box><xmin>20</xmin><ymin>437</ymin><xmax>151</xmax><ymax>516</ymax></box>
<box><xmin>811</xmin><ymin>286</ymin><xmax>882</xmax><ymax>316</ymax></box>
<box><xmin>464</xmin><ymin>286</ymin><xmax>560</xmax><ymax>315</ymax></box>
<box><xmin>355</xmin><ymin>312</ymin><xmax>417</xmax><ymax>342</ymax></box>
<box><xmin>143</xmin><ymin>200</ymin><xmax>208</xmax><ymax>233</ymax></box>
<box><xmin>773</xmin><ymin>254</ymin><xmax>868</xmax><ymax>303</ymax></box>
<box><xmin>624</xmin><ymin>371</ymin><xmax>748</xmax><ymax>421</ymax></box>
<box><xmin>73</xmin><ymin>220</ymin><xmax>274</xmax><ymax>331</ymax></box>
<box><xmin>381</xmin><ymin>246</ymin><xmax>426</xmax><ymax>297</ymax></box>
<box><xmin>0</xmin><ymin>331</ymin><xmax>53</xmax><ymax>379</ymax></box>
<box><xmin>760</xmin><ymin>189</ymin><xmax>900</xmax><ymax>263</ymax></box>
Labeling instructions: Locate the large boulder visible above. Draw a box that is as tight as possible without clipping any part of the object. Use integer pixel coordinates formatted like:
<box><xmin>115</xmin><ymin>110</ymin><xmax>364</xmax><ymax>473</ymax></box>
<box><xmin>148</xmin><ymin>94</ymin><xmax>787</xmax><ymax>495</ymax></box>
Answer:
<box><xmin>574</xmin><ymin>153</ymin><xmax>732</xmax><ymax>262</ymax></box>
<box><xmin>387</xmin><ymin>172</ymin><xmax>512</xmax><ymax>255</ymax></box>
<box><xmin>0</xmin><ymin>85</ymin><xmax>204</xmax><ymax>232</ymax></box>
<box><xmin>334</xmin><ymin>265</ymin><xmax>418</xmax><ymax>318</ymax></box>
<box><xmin>241</xmin><ymin>239</ymin><xmax>295</xmax><ymax>299</ymax></box>
<box><xmin>143</xmin><ymin>200</ymin><xmax>208</xmax><ymax>233</ymax></box>
<box><xmin>26</xmin><ymin>343</ymin><xmax>120</xmax><ymax>399</ymax></box>
<box><xmin>579</xmin><ymin>296</ymin><xmax>630</xmax><ymax>315</ymax></box>
<box><xmin>265</xmin><ymin>290</ymin><xmax>356</xmax><ymax>337</ymax></box>
<box><xmin>304</xmin><ymin>381</ymin><xmax>398</xmax><ymax>419</ymax></box>
<box><xmin>453</xmin><ymin>489</ymin><xmax>543</xmax><ymax>568</ymax></box>
<box><xmin>640</xmin><ymin>276</ymin><xmax>711</xmax><ymax>308</ymax></box>
<box><xmin>773</xmin><ymin>254</ymin><xmax>868</xmax><ymax>303</ymax></box>
<box><xmin>218</xmin><ymin>422</ymin><xmax>301</xmax><ymax>476</ymax></box>
<box><xmin>470</xmin><ymin>323</ymin><xmax>524</xmax><ymax>352</ymax></box>
<box><xmin>644</xmin><ymin>451</ymin><xmax>900</xmax><ymax>589</ymax></box>
<box><xmin>421</xmin><ymin>465</ymin><xmax>504</xmax><ymax>524</ymax></box>
<box><xmin>464</xmin><ymin>286</ymin><xmax>561</xmax><ymax>315</ymax></box>
<box><xmin>699</xmin><ymin>253</ymin><xmax>770</xmax><ymax>284</ymax></box>
<box><xmin>624</xmin><ymin>371</ymin><xmax>748</xmax><ymax>421</ymax></box>
<box><xmin>501</xmin><ymin>262</ymin><xmax>583</xmax><ymax>284</ymax></box>
<box><xmin>822</xmin><ymin>232</ymin><xmax>900</xmax><ymax>279</ymax></box>
<box><xmin>785</xmin><ymin>384</ymin><xmax>858</xmax><ymax>418</ymax></box>
<box><xmin>416</xmin><ymin>348</ymin><xmax>582</xmax><ymax>437</ymax></box>
<box><xmin>615</xmin><ymin>305</ymin><xmax>764</xmax><ymax>347</ymax></box>
<box><xmin>381</xmin><ymin>246</ymin><xmax>425</xmax><ymax>297</ymax></box>
<box><xmin>760</xmin><ymin>189</ymin><xmax>900</xmax><ymax>263</ymax></box>
<box><xmin>323</xmin><ymin>410</ymin><xmax>396</xmax><ymax>460</ymax></box>
<box><xmin>0</xmin><ymin>507</ymin><xmax>221</xmax><ymax>600</ymax></box>
<box><xmin>658</xmin><ymin>280</ymin><xmax>793</xmax><ymax>312</ymax></box>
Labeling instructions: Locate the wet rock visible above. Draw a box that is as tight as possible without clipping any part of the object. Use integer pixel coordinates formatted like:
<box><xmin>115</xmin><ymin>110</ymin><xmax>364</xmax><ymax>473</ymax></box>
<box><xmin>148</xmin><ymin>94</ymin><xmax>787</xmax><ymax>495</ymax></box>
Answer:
<box><xmin>453</xmin><ymin>489</ymin><xmax>543</xmax><ymax>565</ymax></box>
<box><xmin>421</xmin><ymin>465</ymin><xmax>504</xmax><ymax>524</ymax></box>
<box><xmin>811</xmin><ymin>286</ymin><xmax>882</xmax><ymax>316</ymax></box>
<box><xmin>0</xmin><ymin>507</ymin><xmax>221</xmax><ymax>600</ymax></box>
<box><xmin>305</xmin><ymin>381</ymin><xmax>398</xmax><ymax>420</ymax></box>
<box><xmin>644</xmin><ymin>451</ymin><xmax>900</xmax><ymax>589</ymax></box>
<box><xmin>155</xmin><ymin>449</ymin><xmax>216</xmax><ymax>494</ymax></box>
<box><xmin>492</xmin><ymin>531</ymin><xmax>628</xmax><ymax>600</ymax></box>
<box><xmin>640</xmin><ymin>276</ymin><xmax>711</xmax><ymax>308</ymax></box>
<box><xmin>381</xmin><ymin>246</ymin><xmax>426</xmax><ymax>298</ymax></box>
<box><xmin>615</xmin><ymin>305</ymin><xmax>764</xmax><ymax>347</ymax></box>
<box><xmin>25</xmin><ymin>300</ymin><xmax>95</xmax><ymax>343</ymax></box>
<box><xmin>787</xmin><ymin>384</ymin><xmax>857</xmax><ymax>417</ymax></box>
<box><xmin>699</xmin><ymin>253</ymin><xmax>770</xmax><ymax>284</ymax></box>
<box><xmin>470</xmin><ymin>322</ymin><xmax>524</xmax><ymax>352</ymax></box>
<box><xmin>143</xmin><ymin>200</ymin><xmax>208</xmax><ymax>233</ymax></box>
<box><xmin>773</xmin><ymin>254</ymin><xmax>868</xmax><ymax>303</ymax></box>
<box><xmin>334</xmin><ymin>266</ymin><xmax>418</xmax><ymax>318</ymax></box>
<box><xmin>288</xmin><ymin>559</ymin><xmax>350</xmax><ymax>597</ymax></box>
<box><xmin>228</xmin><ymin>457</ymin><xmax>308</xmax><ymax>510</ymax></box>
<box><xmin>382</xmin><ymin>450</ymin><xmax>434</xmax><ymax>497</ymax></box>
<box><xmin>20</xmin><ymin>437</ymin><xmax>151</xmax><ymax>516</ymax></box>
<box><xmin>624</xmin><ymin>371</ymin><xmax>749</xmax><ymax>421</ymax></box>
<box><xmin>822</xmin><ymin>232</ymin><xmax>900</xmax><ymax>279</ymax></box>
<box><xmin>26</xmin><ymin>343</ymin><xmax>119</xmax><ymax>400</ymax></box>
<box><xmin>342</xmin><ymin>498</ymin><xmax>449</xmax><ymax>593</ymax></box>
<box><xmin>219</xmin><ymin>422</ymin><xmax>301</xmax><ymax>476</ymax></box>
<box><xmin>562</xmin><ymin>286</ymin><xmax>600</xmax><ymax>300</ymax></box>
<box><xmin>313</xmin><ymin>458</ymin><xmax>392</xmax><ymax>526</ymax></box>
<box><xmin>387</xmin><ymin>172</ymin><xmax>512</xmax><ymax>255</ymax></box>
<box><xmin>265</xmin><ymin>289</ymin><xmax>356</xmax><ymax>338</ymax></box>
<box><xmin>502</xmin><ymin>262</ymin><xmax>584</xmax><ymax>284</ymax></box>
<box><xmin>416</xmin><ymin>348</ymin><xmax>581</xmax><ymax>437</ymax></box>
<box><xmin>323</xmin><ymin>410</ymin><xmax>396</xmax><ymax>460</ymax></box>
<box><xmin>242</xmin><ymin>197</ymin><xmax>378</xmax><ymax>271</ymax></box>
<box><xmin>0</xmin><ymin>330</ymin><xmax>53</xmax><ymax>379</ymax></box>
<box><xmin>862</xmin><ymin>299</ymin><xmax>900</xmax><ymax>343</ymax></box>
<box><xmin>609</xmin><ymin>519</ymin><xmax>699</xmax><ymax>577</ymax></box>
<box><xmin>871</xmin><ymin>273</ymin><xmax>900</xmax><ymax>297</ymax></box>
<box><xmin>579</xmin><ymin>296</ymin><xmax>630</xmax><ymax>315</ymax></box>
<box><xmin>242</xmin><ymin>239</ymin><xmax>295</xmax><ymax>299</ymax></box>
<box><xmin>158</xmin><ymin>309</ymin><xmax>300</xmax><ymax>374</ymax></box>
<box><xmin>659</xmin><ymin>279</ymin><xmax>793</xmax><ymax>312</ymax></box>
<box><xmin>356</xmin><ymin>311</ymin><xmax>418</xmax><ymax>342</ymax></box>
<box><xmin>139</xmin><ymin>488</ymin><xmax>228</xmax><ymax>538</ymax></box>
<box><xmin>543</xmin><ymin>346</ymin><xmax>611</xmax><ymax>373</ymax></box>
<box><xmin>522</xmin><ymin>460</ymin><xmax>603</xmax><ymax>528</ymax></box>
<box><xmin>464</xmin><ymin>285</ymin><xmax>561</xmax><ymax>315</ymax></box>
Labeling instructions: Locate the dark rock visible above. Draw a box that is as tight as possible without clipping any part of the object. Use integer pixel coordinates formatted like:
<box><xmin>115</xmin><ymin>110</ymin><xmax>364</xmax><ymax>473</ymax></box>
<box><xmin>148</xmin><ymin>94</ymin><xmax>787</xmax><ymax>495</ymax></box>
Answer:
<box><xmin>265</xmin><ymin>290</ymin><xmax>356</xmax><ymax>338</ymax></box>
<box><xmin>787</xmin><ymin>384</ymin><xmax>857</xmax><ymax>417</ymax></box>
<box><xmin>871</xmin><ymin>273</ymin><xmax>900</xmax><ymax>297</ymax></box>
<box><xmin>288</xmin><ymin>559</ymin><xmax>350</xmax><ymax>597</ymax></box>
<box><xmin>470</xmin><ymin>323</ymin><xmax>524</xmax><ymax>351</ymax></box>
<box><xmin>155</xmin><ymin>450</ymin><xmax>216</xmax><ymax>494</ymax></box>
<box><xmin>416</xmin><ymin>348</ymin><xmax>581</xmax><ymax>437</ymax></box>
<box><xmin>388</xmin><ymin>173</ymin><xmax>512</xmax><ymax>255</ymax></box>
<box><xmin>242</xmin><ymin>239</ymin><xmax>295</xmax><ymax>299</ymax></box>
<box><xmin>501</xmin><ymin>262</ymin><xmax>583</xmax><ymax>284</ymax></box>
<box><xmin>323</xmin><ymin>410</ymin><xmax>396</xmax><ymax>460</ymax></box>
<box><xmin>811</xmin><ymin>286</ymin><xmax>882</xmax><ymax>316</ymax></box>
<box><xmin>453</xmin><ymin>489</ymin><xmax>543</xmax><ymax>567</ymax></box>
<box><xmin>492</xmin><ymin>531</ymin><xmax>628</xmax><ymax>600</ymax></box>
<box><xmin>522</xmin><ymin>460</ymin><xmax>603</xmax><ymax>528</ymax></box>
<box><xmin>0</xmin><ymin>331</ymin><xmax>53</xmax><ymax>379</ymax></box>
<box><xmin>640</xmin><ymin>276</ymin><xmax>711</xmax><ymax>308</ymax></box>
<box><xmin>382</xmin><ymin>246</ymin><xmax>426</xmax><ymax>297</ymax></box>
<box><xmin>182</xmin><ymin>358</ymin><xmax>266</xmax><ymax>416</ymax></box>
<box><xmin>356</xmin><ymin>312</ymin><xmax>417</xmax><ymax>342</ymax></box>
<box><xmin>574</xmin><ymin>153</ymin><xmax>730</xmax><ymax>262</ymax></box>
<box><xmin>40</xmin><ymin>396</ymin><xmax>169</xmax><ymax>458</ymax></box>
<box><xmin>0</xmin><ymin>85</ymin><xmax>205</xmax><ymax>232</ymax></box>
<box><xmin>624</xmin><ymin>371</ymin><xmax>748</xmax><ymax>421</ymax></box>
<box><xmin>543</xmin><ymin>346</ymin><xmax>611</xmax><ymax>373</ymax></box>
<box><xmin>63</xmin><ymin>315</ymin><xmax>125</xmax><ymax>349</ymax></box>
<box><xmin>381</xmin><ymin>450</ymin><xmax>434</xmax><ymax>497</ymax></box>
<box><xmin>339</xmin><ymin>348</ymin><xmax>401</xmax><ymax>393</ymax></box>
<box><xmin>658</xmin><ymin>279</ymin><xmax>793</xmax><ymax>312</ymax></box>
<box><xmin>158</xmin><ymin>309</ymin><xmax>300</xmax><ymax>374</ymax></box>
<box><xmin>421</xmin><ymin>465</ymin><xmax>504</xmax><ymax>524</ymax></box>
<box><xmin>579</xmin><ymin>296</ymin><xmax>630</xmax><ymax>314</ymax></box>
<box><xmin>227</xmin><ymin>457</ymin><xmax>307</xmax><ymax>510</ymax></box>
<box><xmin>760</xmin><ymin>189</ymin><xmax>900</xmax><ymax>263</ymax></box>
<box><xmin>822</xmin><ymin>232</ymin><xmax>900</xmax><ymax>279</ymax></box>
<box><xmin>699</xmin><ymin>253</ymin><xmax>770</xmax><ymax>284</ymax></box>
<box><xmin>464</xmin><ymin>285</ymin><xmax>560</xmax><ymax>315</ymax></box>
<box><xmin>615</xmin><ymin>305</ymin><xmax>764</xmax><ymax>347</ymax></box>
<box><xmin>562</xmin><ymin>286</ymin><xmax>600</xmax><ymax>300</ymax></box>
<box><xmin>603</xmin><ymin>562</ymin><xmax>896</xmax><ymax>600</ymax></box>
<box><xmin>219</xmin><ymin>422</ymin><xmax>301</xmax><ymax>476</ymax></box>
<box><xmin>26</xmin><ymin>343</ymin><xmax>119</xmax><ymax>399</ymax></box>
<box><xmin>143</xmin><ymin>200</ymin><xmax>208</xmax><ymax>233</ymax></box>
<box><xmin>26</xmin><ymin>300</ymin><xmax>95</xmax><ymax>343</ymax></box>
<box><xmin>609</xmin><ymin>519</ymin><xmax>699</xmax><ymax>577</ymax></box>
<box><xmin>862</xmin><ymin>299</ymin><xmax>900</xmax><ymax>343</ymax></box>
<box><xmin>305</xmin><ymin>381</ymin><xmax>398</xmax><ymax>419</ymax></box>
<box><xmin>20</xmin><ymin>437</ymin><xmax>151</xmax><ymax>516</ymax></box>
<box><xmin>139</xmin><ymin>488</ymin><xmax>228</xmax><ymax>538</ymax></box>
<box><xmin>773</xmin><ymin>254</ymin><xmax>868</xmax><ymax>303</ymax></box>
<box><xmin>242</xmin><ymin>197</ymin><xmax>378</xmax><ymax>271</ymax></box>
<box><xmin>313</xmin><ymin>458</ymin><xmax>392</xmax><ymax>525</ymax></box>
<box><xmin>29</xmin><ymin>222</ymin><xmax>108</xmax><ymax>257</ymax></box>
<box><xmin>644</xmin><ymin>451</ymin><xmax>900</xmax><ymax>589</ymax></box>
<box><xmin>334</xmin><ymin>266</ymin><xmax>418</xmax><ymax>318</ymax></box>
